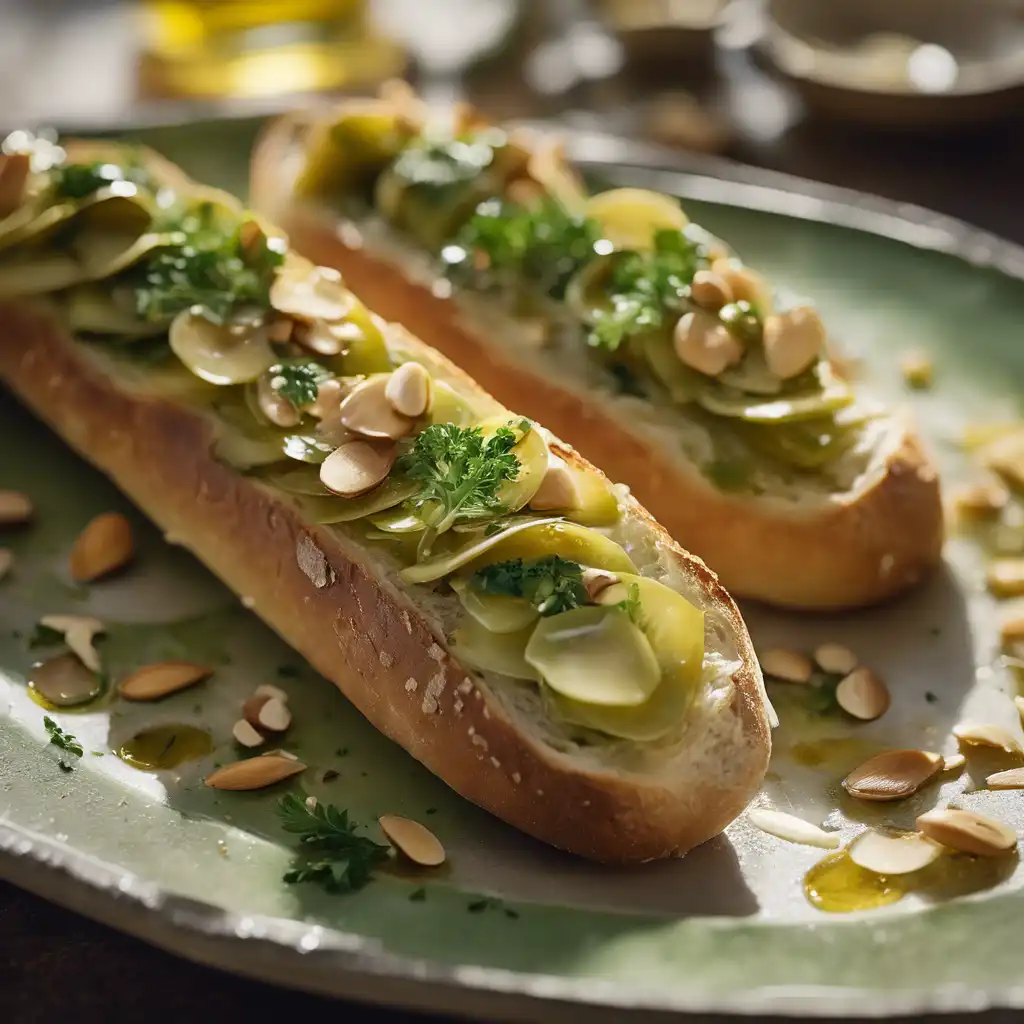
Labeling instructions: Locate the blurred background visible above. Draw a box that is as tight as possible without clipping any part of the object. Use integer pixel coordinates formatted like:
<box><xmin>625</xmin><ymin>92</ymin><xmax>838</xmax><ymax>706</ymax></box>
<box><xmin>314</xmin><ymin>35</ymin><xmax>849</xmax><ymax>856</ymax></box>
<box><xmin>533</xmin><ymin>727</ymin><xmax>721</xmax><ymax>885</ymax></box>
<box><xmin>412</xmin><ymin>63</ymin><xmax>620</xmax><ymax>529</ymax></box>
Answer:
<box><xmin>2</xmin><ymin>0</ymin><xmax>1023</xmax><ymax>238</ymax></box>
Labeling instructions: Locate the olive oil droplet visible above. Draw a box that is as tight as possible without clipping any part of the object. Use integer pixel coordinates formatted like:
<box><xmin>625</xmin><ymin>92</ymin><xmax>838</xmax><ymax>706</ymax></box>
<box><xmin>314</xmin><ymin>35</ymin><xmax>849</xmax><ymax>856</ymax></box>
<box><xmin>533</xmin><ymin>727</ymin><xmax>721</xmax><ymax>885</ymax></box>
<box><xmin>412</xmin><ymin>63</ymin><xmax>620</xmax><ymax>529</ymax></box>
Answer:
<box><xmin>118</xmin><ymin>724</ymin><xmax>212</xmax><ymax>771</ymax></box>
<box><xmin>804</xmin><ymin>849</ymin><xmax>906</xmax><ymax>913</ymax></box>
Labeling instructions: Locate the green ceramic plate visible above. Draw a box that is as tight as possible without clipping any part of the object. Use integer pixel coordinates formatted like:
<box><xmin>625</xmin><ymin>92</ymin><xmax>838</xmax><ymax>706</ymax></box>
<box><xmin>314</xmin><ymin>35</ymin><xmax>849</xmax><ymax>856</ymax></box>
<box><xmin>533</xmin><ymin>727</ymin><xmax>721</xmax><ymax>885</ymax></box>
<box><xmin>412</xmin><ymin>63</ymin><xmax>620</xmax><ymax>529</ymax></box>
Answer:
<box><xmin>2</xmin><ymin>123</ymin><xmax>1023</xmax><ymax>1021</ymax></box>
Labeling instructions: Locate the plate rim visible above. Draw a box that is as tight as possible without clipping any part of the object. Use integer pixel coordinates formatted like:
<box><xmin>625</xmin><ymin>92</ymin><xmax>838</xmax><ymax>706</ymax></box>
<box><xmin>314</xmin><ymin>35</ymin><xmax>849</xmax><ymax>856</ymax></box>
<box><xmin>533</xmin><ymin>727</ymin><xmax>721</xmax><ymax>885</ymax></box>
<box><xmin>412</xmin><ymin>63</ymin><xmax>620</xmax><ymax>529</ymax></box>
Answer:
<box><xmin>3</xmin><ymin>129</ymin><xmax>1024</xmax><ymax>1020</ymax></box>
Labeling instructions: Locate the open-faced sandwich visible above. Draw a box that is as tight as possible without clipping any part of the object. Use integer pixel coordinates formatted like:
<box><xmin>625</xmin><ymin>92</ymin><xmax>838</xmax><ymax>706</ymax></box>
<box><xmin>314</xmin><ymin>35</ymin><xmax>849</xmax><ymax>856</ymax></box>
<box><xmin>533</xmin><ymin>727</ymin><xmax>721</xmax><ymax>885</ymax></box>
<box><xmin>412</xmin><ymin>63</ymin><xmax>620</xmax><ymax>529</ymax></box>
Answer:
<box><xmin>251</xmin><ymin>83</ymin><xmax>945</xmax><ymax>611</ymax></box>
<box><xmin>0</xmin><ymin>133</ymin><xmax>772</xmax><ymax>863</ymax></box>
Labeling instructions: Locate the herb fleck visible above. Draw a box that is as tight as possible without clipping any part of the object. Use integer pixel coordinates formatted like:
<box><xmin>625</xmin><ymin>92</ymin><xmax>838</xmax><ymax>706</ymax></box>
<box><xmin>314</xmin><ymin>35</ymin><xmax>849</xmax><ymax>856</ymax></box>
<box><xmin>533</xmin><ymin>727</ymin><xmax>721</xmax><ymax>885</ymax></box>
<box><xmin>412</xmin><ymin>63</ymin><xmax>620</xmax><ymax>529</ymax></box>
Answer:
<box><xmin>409</xmin><ymin>887</ymin><xmax>427</xmax><ymax>902</ymax></box>
<box><xmin>471</xmin><ymin>555</ymin><xmax>588</xmax><ymax>617</ymax></box>
<box><xmin>269</xmin><ymin>360</ymin><xmax>333</xmax><ymax>409</ymax></box>
<box><xmin>43</xmin><ymin>716</ymin><xmax>84</xmax><ymax>765</ymax></box>
<box><xmin>924</xmin><ymin>691</ymin><xmax>938</xmax><ymax>704</ymax></box>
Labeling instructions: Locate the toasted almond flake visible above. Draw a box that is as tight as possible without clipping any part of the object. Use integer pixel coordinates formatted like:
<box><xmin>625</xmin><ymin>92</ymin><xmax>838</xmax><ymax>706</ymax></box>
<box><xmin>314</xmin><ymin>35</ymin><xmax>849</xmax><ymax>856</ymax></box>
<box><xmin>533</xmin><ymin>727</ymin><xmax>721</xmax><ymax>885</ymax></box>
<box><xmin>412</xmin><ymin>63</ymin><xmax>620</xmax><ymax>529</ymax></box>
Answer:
<box><xmin>674</xmin><ymin>310</ymin><xmax>743</xmax><ymax>377</ymax></box>
<box><xmin>917</xmin><ymin>808</ymin><xmax>1017</xmax><ymax>857</ymax></box>
<box><xmin>813</xmin><ymin>642</ymin><xmax>858</xmax><ymax>677</ymax></box>
<box><xmin>255</xmin><ymin>683</ymin><xmax>289</xmax><ymax>703</ymax></box>
<box><xmin>339</xmin><ymin>377</ymin><xmax>415</xmax><ymax>440</ymax></box>
<box><xmin>232</xmin><ymin>719</ymin><xmax>265</xmax><ymax>748</ymax></box>
<box><xmin>1000</xmin><ymin>601</ymin><xmax>1024</xmax><ymax>646</ymax></box>
<box><xmin>320</xmin><ymin>439</ymin><xmax>396</xmax><ymax>498</ymax></box>
<box><xmin>836</xmin><ymin>667</ymin><xmax>891</xmax><ymax>721</ymax></box>
<box><xmin>688</xmin><ymin>269</ymin><xmax>733</xmax><ymax>311</ymax></box>
<box><xmin>581</xmin><ymin>568</ymin><xmax>619</xmax><ymax>601</ymax></box>
<box><xmin>0</xmin><ymin>490</ymin><xmax>32</xmax><ymax>525</ymax></box>
<box><xmin>0</xmin><ymin>548</ymin><xmax>12</xmax><ymax>580</ymax></box>
<box><xmin>843</xmin><ymin>749</ymin><xmax>942</xmax><ymax>802</ymax></box>
<box><xmin>39</xmin><ymin>614</ymin><xmax>105</xmax><ymax>673</ymax></box>
<box><xmin>243</xmin><ymin>693</ymin><xmax>270</xmax><ymax>728</ymax></box>
<box><xmin>119</xmin><ymin>661</ymin><xmax>212</xmax><ymax>701</ymax></box>
<box><xmin>378</xmin><ymin>814</ymin><xmax>446</xmax><ymax>866</ymax></box>
<box><xmin>951</xmin><ymin>478</ymin><xmax>1009</xmax><ymax>520</ymax></box>
<box><xmin>899</xmin><ymin>349</ymin><xmax>934</xmax><ymax>389</ymax></box>
<box><xmin>257</xmin><ymin>697</ymin><xmax>291</xmax><ymax>733</ymax></box>
<box><xmin>987</xmin><ymin>558</ymin><xmax>1024</xmax><ymax>598</ymax></box>
<box><xmin>986</xmin><ymin>767</ymin><xmax>1024</xmax><ymax>789</ymax></box>
<box><xmin>257</xmin><ymin>372</ymin><xmax>301</xmax><ymax>428</ymax></box>
<box><xmin>942</xmin><ymin>753</ymin><xmax>967</xmax><ymax>772</ymax></box>
<box><xmin>762</xmin><ymin>306</ymin><xmax>825</xmax><ymax>380</ymax></box>
<box><xmin>952</xmin><ymin>721</ymin><xmax>1024</xmax><ymax>755</ymax></box>
<box><xmin>205</xmin><ymin>755</ymin><xmax>306</xmax><ymax>790</ymax></box>
<box><xmin>849</xmin><ymin>831</ymin><xmax>942</xmax><ymax>875</ymax></box>
<box><xmin>69</xmin><ymin>511</ymin><xmax>133</xmax><ymax>582</ymax></box>
<box><xmin>385</xmin><ymin>362</ymin><xmax>431</xmax><ymax>418</ymax></box>
<box><xmin>759</xmin><ymin>648</ymin><xmax>813</xmax><ymax>684</ymax></box>
<box><xmin>746</xmin><ymin>808</ymin><xmax>840</xmax><ymax>849</ymax></box>
<box><xmin>269</xmin><ymin>257</ymin><xmax>350</xmax><ymax>322</ymax></box>
<box><xmin>529</xmin><ymin>451</ymin><xmax>580</xmax><ymax>512</ymax></box>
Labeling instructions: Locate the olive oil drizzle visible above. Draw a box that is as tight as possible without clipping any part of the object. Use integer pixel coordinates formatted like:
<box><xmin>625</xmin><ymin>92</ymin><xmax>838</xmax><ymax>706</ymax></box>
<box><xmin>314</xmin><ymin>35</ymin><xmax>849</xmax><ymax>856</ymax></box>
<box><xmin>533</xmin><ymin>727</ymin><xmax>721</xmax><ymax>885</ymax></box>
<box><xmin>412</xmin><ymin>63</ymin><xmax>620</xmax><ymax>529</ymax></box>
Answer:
<box><xmin>118</xmin><ymin>724</ymin><xmax>212</xmax><ymax>771</ymax></box>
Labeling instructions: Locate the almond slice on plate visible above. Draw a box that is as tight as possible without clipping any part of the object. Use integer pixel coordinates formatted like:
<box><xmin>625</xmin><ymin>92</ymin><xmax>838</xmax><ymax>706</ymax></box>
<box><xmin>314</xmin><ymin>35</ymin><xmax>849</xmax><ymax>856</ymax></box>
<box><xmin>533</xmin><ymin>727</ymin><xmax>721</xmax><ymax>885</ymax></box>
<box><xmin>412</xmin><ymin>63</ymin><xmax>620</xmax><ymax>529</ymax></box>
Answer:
<box><xmin>952</xmin><ymin>721</ymin><xmax>1024</xmax><ymax>755</ymax></box>
<box><xmin>257</xmin><ymin>697</ymin><xmax>291</xmax><ymax>733</ymax></box>
<box><xmin>843</xmin><ymin>749</ymin><xmax>943</xmax><ymax>802</ymax></box>
<box><xmin>339</xmin><ymin>377</ymin><xmax>415</xmax><ymax>440</ymax></box>
<box><xmin>378</xmin><ymin>814</ymin><xmax>446</xmax><ymax>866</ymax></box>
<box><xmin>986</xmin><ymin>767</ymin><xmax>1024</xmax><ymax>789</ymax></box>
<box><xmin>232</xmin><ymin>719</ymin><xmax>265</xmax><ymax>749</ymax></box>
<box><xmin>746</xmin><ymin>808</ymin><xmax>840</xmax><ymax>849</ymax></box>
<box><xmin>849</xmin><ymin>831</ymin><xmax>942</xmax><ymax>875</ymax></box>
<box><xmin>0</xmin><ymin>490</ymin><xmax>33</xmax><ymax>525</ymax></box>
<box><xmin>916</xmin><ymin>808</ymin><xmax>1017</xmax><ymax>857</ymax></box>
<box><xmin>205</xmin><ymin>754</ymin><xmax>306</xmax><ymax>790</ymax></box>
<box><xmin>118</xmin><ymin>662</ymin><xmax>212</xmax><ymax>701</ymax></box>
<box><xmin>813</xmin><ymin>642</ymin><xmax>858</xmax><ymax>677</ymax></box>
<box><xmin>759</xmin><ymin>648</ymin><xmax>813</xmax><ymax>684</ymax></box>
<box><xmin>320</xmin><ymin>439</ymin><xmax>396</xmax><ymax>498</ymax></box>
<box><xmin>39</xmin><ymin>614</ymin><xmax>104</xmax><ymax>672</ymax></box>
<box><xmin>69</xmin><ymin>511</ymin><xmax>134</xmax><ymax>582</ymax></box>
<box><xmin>385</xmin><ymin>362</ymin><xmax>431</xmax><ymax>418</ymax></box>
<box><xmin>836</xmin><ymin>667</ymin><xmax>891</xmax><ymax>721</ymax></box>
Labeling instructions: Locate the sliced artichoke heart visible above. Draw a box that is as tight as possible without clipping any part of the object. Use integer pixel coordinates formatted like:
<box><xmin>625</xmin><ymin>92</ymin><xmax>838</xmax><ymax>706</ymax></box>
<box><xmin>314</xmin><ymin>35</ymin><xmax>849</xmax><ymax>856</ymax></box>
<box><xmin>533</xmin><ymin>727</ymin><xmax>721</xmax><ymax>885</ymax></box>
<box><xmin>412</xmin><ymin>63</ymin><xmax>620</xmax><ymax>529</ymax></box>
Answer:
<box><xmin>295</xmin><ymin>475</ymin><xmax>420</xmax><ymax>524</ymax></box>
<box><xmin>450</xmin><ymin>577</ymin><xmax>538</xmax><ymax>634</ymax></box>
<box><xmin>368</xmin><ymin>508</ymin><xmax>427</xmax><ymax>534</ymax></box>
<box><xmin>0</xmin><ymin>250</ymin><xmax>85</xmax><ymax>299</ymax></box>
<box><xmin>697</xmin><ymin>362</ymin><xmax>854</xmax><ymax>423</ymax></box>
<box><xmin>549</xmin><ymin>574</ymin><xmax>705</xmax><ymax>741</ymax></box>
<box><xmin>450</xmin><ymin>617</ymin><xmax>539</xmax><ymax>681</ymax></box>
<box><xmin>561</xmin><ymin>462</ymin><xmax>620</xmax><ymax>527</ymax></box>
<box><xmin>169</xmin><ymin>310</ymin><xmax>277</xmax><ymax>385</ymax></box>
<box><xmin>526</xmin><ymin>605</ymin><xmax>660</xmax><ymax>707</ymax></box>
<box><xmin>477</xmin><ymin>415</ymin><xmax>548</xmax><ymax>514</ymax></box>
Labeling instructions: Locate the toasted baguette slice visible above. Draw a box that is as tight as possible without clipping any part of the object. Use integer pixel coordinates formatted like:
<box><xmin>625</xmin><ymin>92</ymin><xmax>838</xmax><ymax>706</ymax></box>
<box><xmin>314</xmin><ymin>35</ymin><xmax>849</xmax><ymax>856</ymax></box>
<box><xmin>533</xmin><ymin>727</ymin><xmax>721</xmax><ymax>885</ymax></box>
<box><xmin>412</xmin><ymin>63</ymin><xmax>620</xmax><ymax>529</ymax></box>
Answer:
<box><xmin>251</xmin><ymin>110</ymin><xmax>944</xmax><ymax>611</ymax></box>
<box><xmin>0</xmin><ymin>206</ymin><xmax>771</xmax><ymax>861</ymax></box>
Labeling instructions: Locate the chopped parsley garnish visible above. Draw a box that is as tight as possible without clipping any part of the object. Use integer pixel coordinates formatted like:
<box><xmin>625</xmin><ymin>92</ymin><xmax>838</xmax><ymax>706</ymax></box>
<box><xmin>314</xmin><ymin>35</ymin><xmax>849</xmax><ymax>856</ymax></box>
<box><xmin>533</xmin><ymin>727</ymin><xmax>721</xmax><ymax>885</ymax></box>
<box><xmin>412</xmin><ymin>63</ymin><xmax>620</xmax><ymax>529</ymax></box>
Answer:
<box><xmin>43</xmin><ymin>715</ymin><xmax>84</xmax><ymax>766</ymax></box>
<box><xmin>390</xmin><ymin>134</ymin><xmax>500</xmax><ymax>207</ymax></box>
<box><xmin>278</xmin><ymin>793</ymin><xmax>389</xmax><ymax>894</ymax></box>
<box><xmin>471</xmin><ymin>556</ymin><xmax>588</xmax><ymax>616</ymax></box>
<box><xmin>397</xmin><ymin>421</ymin><xmax>523</xmax><ymax>537</ymax></box>
<box><xmin>718</xmin><ymin>300</ymin><xmax>761</xmax><ymax>342</ymax></box>
<box><xmin>443</xmin><ymin>197</ymin><xmax>601</xmax><ymax>299</ymax></box>
<box><xmin>615</xmin><ymin>581</ymin><xmax>642</xmax><ymax>624</ymax></box>
<box><xmin>50</xmin><ymin>158</ymin><xmax>156</xmax><ymax>201</ymax></box>
<box><xmin>133</xmin><ymin>204</ymin><xmax>286</xmax><ymax>325</ymax></box>
<box><xmin>269</xmin><ymin>360</ymin><xmax>333</xmax><ymax>408</ymax></box>
<box><xmin>589</xmin><ymin>229</ymin><xmax>705</xmax><ymax>351</ymax></box>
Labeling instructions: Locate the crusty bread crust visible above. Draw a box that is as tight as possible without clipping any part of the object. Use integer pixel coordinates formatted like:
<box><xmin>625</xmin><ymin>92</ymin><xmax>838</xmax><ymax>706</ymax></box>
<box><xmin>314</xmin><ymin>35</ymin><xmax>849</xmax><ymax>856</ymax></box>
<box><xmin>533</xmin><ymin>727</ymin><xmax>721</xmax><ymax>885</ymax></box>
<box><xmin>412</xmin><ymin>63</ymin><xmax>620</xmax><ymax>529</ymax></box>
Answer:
<box><xmin>251</xmin><ymin>116</ymin><xmax>944</xmax><ymax>611</ymax></box>
<box><xmin>0</xmin><ymin>300</ymin><xmax>769</xmax><ymax>863</ymax></box>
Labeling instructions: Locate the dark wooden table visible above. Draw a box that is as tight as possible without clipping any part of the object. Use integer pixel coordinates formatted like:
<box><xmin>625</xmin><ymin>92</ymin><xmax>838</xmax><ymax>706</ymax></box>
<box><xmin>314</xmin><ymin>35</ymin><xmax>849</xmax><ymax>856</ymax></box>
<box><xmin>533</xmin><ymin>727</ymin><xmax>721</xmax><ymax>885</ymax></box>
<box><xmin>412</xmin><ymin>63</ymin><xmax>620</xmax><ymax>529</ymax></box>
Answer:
<box><xmin>2</xmin><ymin>3</ymin><xmax>1023</xmax><ymax>1022</ymax></box>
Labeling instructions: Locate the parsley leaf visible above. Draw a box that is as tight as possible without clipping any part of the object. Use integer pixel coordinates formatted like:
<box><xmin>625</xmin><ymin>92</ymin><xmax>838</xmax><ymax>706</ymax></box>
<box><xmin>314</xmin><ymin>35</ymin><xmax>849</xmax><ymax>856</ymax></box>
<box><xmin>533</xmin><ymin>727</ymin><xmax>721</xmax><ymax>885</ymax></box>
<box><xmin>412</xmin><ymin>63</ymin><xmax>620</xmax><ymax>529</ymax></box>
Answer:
<box><xmin>613</xmin><ymin>581</ymin><xmax>642</xmax><ymax>624</ymax></box>
<box><xmin>390</xmin><ymin>135</ymin><xmax>499</xmax><ymax>207</ymax></box>
<box><xmin>43</xmin><ymin>716</ymin><xmax>84</xmax><ymax>761</ymax></box>
<box><xmin>470</xmin><ymin>556</ymin><xmax>588</xmax><ymax>616</ymax></box>
<box><xmin>269</xmin><ymin>360</ymin><xmax>333</xmax><ymax>408</ymax></box>
<box><xmin>278</xmin><ymin>794</ymin><xmax>389</xmax><ymax>895</ymax></box>
<box><xmin>444</xmin><ymin>197</ymin><xmax>601</xmax><ymax>300</ymax></box>
<box><xmin>50</xmin><ymin>158</ymin><xmax>157</xmax><ymax>201</ymax></box>
<box><xmin>132</xmin><ymin>204</ymin><xmax>286</xmax><ymax>326</ymax></box>
<box><xmin>589</xmin><ymin>229</ymin><xmax>705</xmax><ymax>351</ymax></box>
<box><xmin>397</xmin><ymin>421</ymin><xmax>523</xmax><ymax>538</ymax></box>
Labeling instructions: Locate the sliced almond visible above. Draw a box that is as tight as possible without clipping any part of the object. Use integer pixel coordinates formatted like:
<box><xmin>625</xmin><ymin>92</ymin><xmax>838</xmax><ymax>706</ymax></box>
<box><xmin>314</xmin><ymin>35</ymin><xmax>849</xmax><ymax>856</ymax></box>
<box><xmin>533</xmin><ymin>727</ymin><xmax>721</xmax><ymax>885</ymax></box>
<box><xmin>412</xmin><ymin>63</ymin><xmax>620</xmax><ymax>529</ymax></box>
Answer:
<box><xmin>295</xmin><ymin>318</ymin><xmax>345</xmax><ymax>357</ymax></box>
<box><xmin>849</xmin><ymin>831</ymin><xmax>942</xmax><ymax>875</ymax></box>
<box><xmin>710</xmin><ymin>258</ymin><xmax>772</xmax><ymax>313</ymax></box>
<box><xmin>762</xmin><ymin>306</ymin><xmax>825</xmax><ymax>380</ymax></box>
<box><xmin>999</xmin><ymin>601</ymin><xmax>1024</xmax><ymax>646</ymax></box>
<box><xmin>529</xmin><ymin>451</ymin><xmax>580</xmax><ymax>512</ymax></box>
<box><xmin>0</xmin><ymin>490</ymin><xmax>33</xmax><ymax>525</ymax></box>
<box><xmin>69</xmin><ymin>511</ymin><xmax>134</xmax><ymax>582</ymax></box>
<box><xmin>257</xmin><ymin>697</ymin><xmax>291</xmax><ymax>733</ymax></box>
<box><xmin>255</xmin><ymin>683</ymin><xmax>289</xmax><ymax>703</ymax></box>
<box><xmin>916</xmin><ymin>808</ymin><xmax>1017</xmax><ymax>857</ymax></box>
<box><xmin>243</xmin><ymin>693</ymin><xmax>270</xmax><ymax>729</ymax></box>
<box><xmin>118</xmin><ymin>661</ymin><xmax>212</xmax><ymax>701</ymax></box>
<box><xmin>688</xmin><ymin>269</ymin><xmax>733</xmax><ymax>311</ymax></box>
<box><xmin>986</xmin><ymin>767</ymin><xmax>1024</xmax><ymax>789</ymax></box>
<box><xmin>581</xmin><ymin>568</ymin><xmax>619</xmax><ymax>601</ymax></box>
<box><xmin>320</xmin><ymin>439</ymin><xmax>396</xmax><ymax>498</ymax></box>
<box><xmin>378</xmin><ymin>814</ymin><xmax>446</xmax><ymax>866</ymax></box>
<box><xmin>673</xmin><ymin>310</ymin><xmax>744</xmax><ymax>377</ymax></box>
<box><xmin>942</xmin><ymin>752</ymin><xmax>967</xmax><ymax>772</ymax></box>
<box><xmin>951</xmin><ymin>478</ymin><xmax>1009</xmax><ymax>520</ymax></box>
<box><xmin>257</xmin><ymin>372</ymin><xmax>301</xmax><ymax>428</ymax></box>
<box><xmin>987</xmin><ymin>558</ymin><xmax>1024</xmax><ymax>599</ymax></box>
<box><xmin>269</xmin><ymin>257</ymin><xmax>350</xmax><ymax>322</ymax></box>
<box><xmin>339</xmin><ymin>377</ymin><xmax>415</xmax><ymax>440</ymax></box>
<box><xmin>0</xmin><ymin>547</ymin><xmax>12</xmax><ymax>580</ymax></box>
<box><xmin>308</xmin><ymin>377</ymin><xmax>347</xmax><ymax>420</ymax></box>
<box><xmin>385</xmin><ymin>362</ymin><xmax>431</xmax><ymax>418</ymax></box>
<box><xmin>813</xmin><ymin>642</ymin><xmax>858</xmax><ymax>677</ymax></box>
<box><xmin>232</xmin><ymin>719</ymin><xmax>265</xmax><ymax>749</ymax></box>
<box><xmin>952</xmin><ymin>721</ymin><xmax>1024</xmax><ymax>755</ymax></box>
<box><xmin>836</xmin><ymin>667</ymin><xmax>891</xmax><ymax>721</ymax></box>
<box><xmin>39</xmin><ymin>614</ymin><xmax>104</xmax><ymax>672</ymax></box>
<box><xmin>746</xmin><ymin>808</ymin><xmax>840</xmax><ymax>849</ymax></box>
<box><xmin>205</xmin><ymin>754</ymin><xmax>306</xmax><ymax>790</ymax></box>
<box><xmin>759</xmin><ymin>648</ymin><xmax>813</xmax><ymax>684</ymax></box>
<box><xmin>843</xmin><ymin>749</ymin><xmax>942</xmax><ymax>802</ymax></box>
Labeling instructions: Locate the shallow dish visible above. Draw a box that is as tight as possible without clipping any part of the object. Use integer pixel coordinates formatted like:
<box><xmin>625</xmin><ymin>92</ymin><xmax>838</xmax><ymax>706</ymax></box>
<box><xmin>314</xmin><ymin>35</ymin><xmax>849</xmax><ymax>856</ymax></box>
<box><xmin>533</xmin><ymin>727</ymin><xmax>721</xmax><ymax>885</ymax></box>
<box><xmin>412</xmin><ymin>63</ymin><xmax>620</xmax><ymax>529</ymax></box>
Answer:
<box><xmin>1</xmin><ymin>124</ymin><xmax>1023</xmax><ymax>1020</ymax></box>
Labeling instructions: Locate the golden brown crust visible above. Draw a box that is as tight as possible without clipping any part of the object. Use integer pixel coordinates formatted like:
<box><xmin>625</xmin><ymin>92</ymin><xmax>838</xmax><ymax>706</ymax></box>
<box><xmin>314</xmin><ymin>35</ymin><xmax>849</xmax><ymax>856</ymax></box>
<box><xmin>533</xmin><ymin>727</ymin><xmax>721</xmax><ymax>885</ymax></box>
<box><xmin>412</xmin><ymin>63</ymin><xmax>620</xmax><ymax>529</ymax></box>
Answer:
<box><xmin>252</xmin><ymin>115</ymin><xmax>944</xmax><ymax>611</ymax></box>
<box><xmin>0</xmin><ymin>300</ymin><xmax>769</xmax><ymax>863</ymax></box>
